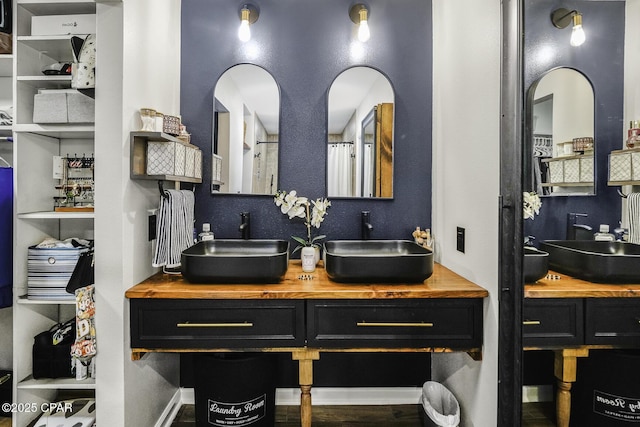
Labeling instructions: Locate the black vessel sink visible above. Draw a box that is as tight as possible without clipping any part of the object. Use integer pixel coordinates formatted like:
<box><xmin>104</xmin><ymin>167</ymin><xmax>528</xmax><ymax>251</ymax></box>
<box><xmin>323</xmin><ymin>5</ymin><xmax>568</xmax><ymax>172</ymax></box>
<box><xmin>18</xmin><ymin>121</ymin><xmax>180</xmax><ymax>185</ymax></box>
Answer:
<box><xmin>181</xmin><ymin>240</ymin><xmax>289</xmax><ymax>283</ymax></box>
<box><xmin>524</xmin><ymin>246</ymin><xmax>549</xmax><ymax>283</ymax></box>
<box><xmin>323</xmin><ymin>240</ymin><xmax>433</xmax><ymax>283</ymax></box>
<box><xmin>539</xmin><ymin>240</ymin><xmax>640</xmax><ymax>283</ymax></box>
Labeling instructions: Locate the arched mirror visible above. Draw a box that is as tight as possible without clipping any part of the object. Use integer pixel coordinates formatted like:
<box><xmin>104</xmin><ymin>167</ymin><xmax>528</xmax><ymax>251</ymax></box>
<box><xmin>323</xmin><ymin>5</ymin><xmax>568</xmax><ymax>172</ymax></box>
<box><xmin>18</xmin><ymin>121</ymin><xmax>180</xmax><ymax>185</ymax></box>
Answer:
<box><xmin>530</xmin><ymin>68</ymin><xmax>594</xmax><ymax>196</ymax></box>
<box><xmin>327</xmin><ymin>67</ymin><xmax>394</xmax><ymax>198</ymax></box>
<box><xmin>212</xmin><ymin>64</ymin><xmax>279</xmax><ymax>195</ymax></box>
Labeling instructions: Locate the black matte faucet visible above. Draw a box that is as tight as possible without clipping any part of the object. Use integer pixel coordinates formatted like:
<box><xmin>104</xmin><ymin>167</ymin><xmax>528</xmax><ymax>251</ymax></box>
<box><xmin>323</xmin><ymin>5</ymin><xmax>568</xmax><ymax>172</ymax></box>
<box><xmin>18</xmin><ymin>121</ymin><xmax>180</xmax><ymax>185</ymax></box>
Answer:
<box><xmin>566</xmin><ymin>213</ymin><xmax>592</xmax><ymax>240</ymax></box>
<box><xmin>361</xmin><ymin>211</ymin><xmax>373</xmax><ymax>240</ymax></box>
<box><xmin>239</xmin><ymin>212</ymin><xmax>251</xmax><ymax>240</ymax></box>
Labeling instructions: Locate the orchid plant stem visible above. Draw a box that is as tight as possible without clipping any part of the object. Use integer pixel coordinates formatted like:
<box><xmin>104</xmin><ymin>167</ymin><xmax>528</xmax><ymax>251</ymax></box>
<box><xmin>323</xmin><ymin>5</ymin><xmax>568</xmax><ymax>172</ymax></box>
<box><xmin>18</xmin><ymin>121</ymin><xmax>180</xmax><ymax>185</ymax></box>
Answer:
<box><xmin>305</xmin><ymin>203</ymin><xmax>311</xmax><ymax>244</ymax></box>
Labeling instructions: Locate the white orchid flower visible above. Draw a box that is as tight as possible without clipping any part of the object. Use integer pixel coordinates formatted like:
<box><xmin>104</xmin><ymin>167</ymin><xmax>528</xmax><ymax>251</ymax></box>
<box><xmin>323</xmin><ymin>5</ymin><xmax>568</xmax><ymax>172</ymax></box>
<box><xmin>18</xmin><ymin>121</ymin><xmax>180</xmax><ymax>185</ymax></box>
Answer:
<box><xmin>288</xmin><ymin>203</ymin><xmax>306</xmax><ymax>219</ymax></box>
<box><xmin>274</xmin><ymin>190</ymin><xmax>331</xmax><ymax>250</ymax></box>
<box><xmin>523</xmin><ymin>191</ymin><xmax>542</xmax><ymax>220</ymax></box>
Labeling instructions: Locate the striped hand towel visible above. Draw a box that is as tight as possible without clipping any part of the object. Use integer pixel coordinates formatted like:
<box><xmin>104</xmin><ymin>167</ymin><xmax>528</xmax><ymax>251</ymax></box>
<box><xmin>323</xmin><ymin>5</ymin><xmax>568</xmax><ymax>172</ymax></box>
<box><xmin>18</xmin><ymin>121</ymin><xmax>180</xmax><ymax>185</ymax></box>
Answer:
<box><xmin>152</xmin><ymin>189</ymin><xmax>195</xmax><ymax>268</ymax></box>
<box><xmin>628</xmin><ymin>193</ymin><xmax>640</xmax><ymax>244</ymax></box>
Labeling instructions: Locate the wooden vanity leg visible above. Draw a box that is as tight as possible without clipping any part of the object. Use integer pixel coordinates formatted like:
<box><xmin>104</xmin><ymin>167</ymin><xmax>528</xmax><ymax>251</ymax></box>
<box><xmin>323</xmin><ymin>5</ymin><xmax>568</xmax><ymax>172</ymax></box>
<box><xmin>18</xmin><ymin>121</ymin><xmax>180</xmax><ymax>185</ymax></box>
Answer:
<box><xmin>554</xmin><ymin>348</ymin><xmax>589</xmax><ymax>427</ymax></box>
<box><xmin>292</xmin><ymin>350</ymin><xmax>320</xmax><ymax>427</ymax></box>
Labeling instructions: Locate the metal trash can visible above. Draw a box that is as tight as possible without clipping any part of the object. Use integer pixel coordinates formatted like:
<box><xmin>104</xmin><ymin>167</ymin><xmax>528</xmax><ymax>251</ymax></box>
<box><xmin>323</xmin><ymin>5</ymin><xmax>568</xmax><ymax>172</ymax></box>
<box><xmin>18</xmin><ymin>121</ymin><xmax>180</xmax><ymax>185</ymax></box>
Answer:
<box><xmin>420</xmin><ymin>381</ymin><xmax>460</xmax><ymax>427</ymax></box>
<box><xmin>194</xmin><ymin>353</ymin><xmax>277</xmax><ymax>427</ymax></box>
<box><xmin>571</xmin><ymin>350</ymin><xmax>640</xmax><ymax>426</ymax></box>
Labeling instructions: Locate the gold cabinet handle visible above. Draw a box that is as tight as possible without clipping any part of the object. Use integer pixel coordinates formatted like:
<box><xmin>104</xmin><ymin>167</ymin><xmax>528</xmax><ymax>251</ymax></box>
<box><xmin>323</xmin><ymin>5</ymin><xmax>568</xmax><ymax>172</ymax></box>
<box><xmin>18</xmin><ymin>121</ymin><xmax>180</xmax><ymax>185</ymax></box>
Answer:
<box><xmin>177</xmin><ymin>321</ymin><xmax>253</xmax><ymax>328</ymax></box>
<box><xmin>523</xmin><ymin>320</ymin><xmax>541</xmax><ymax>326</ymax></box>
<box><xmin>356</xmin><ymin>321</ymin><xmax>434</xmax><ymax>327</ymax></box>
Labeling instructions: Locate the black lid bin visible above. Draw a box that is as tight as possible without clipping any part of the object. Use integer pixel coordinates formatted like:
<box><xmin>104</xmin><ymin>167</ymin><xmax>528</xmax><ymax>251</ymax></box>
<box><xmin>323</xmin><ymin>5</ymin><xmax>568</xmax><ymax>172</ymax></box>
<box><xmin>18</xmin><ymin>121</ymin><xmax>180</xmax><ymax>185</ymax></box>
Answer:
<box><xmin>0</xmin><ymin>370</ymin><xmax>11</xmax><ymax>417</ymax></box>
<box><xmin>571</xmin><ymin>350</ymin><xmax>640</xmax><ymax>426</ymax></box>
<box><xmin>420</xmin><ymin>381</ymin><xmax>460</xmax><ymax>427</ymax></box>
<box><xmin>194</xmin><ymin>353</ymin><xmax>277</xmax><ymax>427</ymax></box>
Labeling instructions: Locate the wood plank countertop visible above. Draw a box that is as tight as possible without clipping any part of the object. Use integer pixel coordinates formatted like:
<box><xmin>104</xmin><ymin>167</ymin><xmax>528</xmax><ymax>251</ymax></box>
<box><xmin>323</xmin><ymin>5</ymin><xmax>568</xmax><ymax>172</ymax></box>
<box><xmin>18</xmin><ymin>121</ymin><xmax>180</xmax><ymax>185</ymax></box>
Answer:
<box><xmin>125</xmin><ymin>261</ymin><xmax>489</xmax><ymax>300</ymax></box>
<box><xmin>525</xmin><ymin>271</ymin><xmax>640</xmax><ymax>298</ymax></box>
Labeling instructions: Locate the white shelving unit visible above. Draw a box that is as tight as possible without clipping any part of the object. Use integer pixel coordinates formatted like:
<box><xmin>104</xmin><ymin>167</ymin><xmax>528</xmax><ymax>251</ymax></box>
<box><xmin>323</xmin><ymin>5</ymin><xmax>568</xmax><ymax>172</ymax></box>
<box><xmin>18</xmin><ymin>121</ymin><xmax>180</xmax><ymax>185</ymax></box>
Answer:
<box><xmin>0</xmin><ymin>47</ymin><xmax>13</xmax><ymax>164</ymax></box>
<box><xmin>12</xmin><ymin>1</ymin><xmax>96</xmax><ymax>426</ymax></box>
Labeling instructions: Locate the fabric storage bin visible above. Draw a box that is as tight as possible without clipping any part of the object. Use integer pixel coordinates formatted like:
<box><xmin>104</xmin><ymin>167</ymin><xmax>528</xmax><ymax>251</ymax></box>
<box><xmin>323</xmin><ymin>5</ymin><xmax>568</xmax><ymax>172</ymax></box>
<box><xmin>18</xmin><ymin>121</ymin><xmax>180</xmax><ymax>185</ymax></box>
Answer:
<box><xmin>66</xmin><ymin>91</ymin><xmax>95</xmax><ymax>123</ymax></box>
<box><xmin>548</xmin><ymin>160</ymin><xmax>564</xmax><ymax>183</ymax></box>
<box><xmin>33</xmin><ymin>90</ymin><xmax>95</xmax><ymax>124</ymax></box>
<box><xmin>33</xmin><ymin>91</ymin><xmax>67</xmax><ymax>123</ymax></box>
<box><xmin>609</xmin><ymin>152</ymin><xmax>632</xmax><ymax>182</ymax></box>
<box><xmin>147</xmin><ymin>140</ymin><xmax>186</xmax><ymax>176</ymax></box>
<box><xmin>563</xmin><ymin>158</ymin><xmax>580</xmax><ymax>182</ymax></box>
<box><xmin>631</xmin><ymin>152</ymin><xmax>640</xmax><ymax>181</ymax></box>
<box><xmin>194</xmin><ymin>149</ymin><xmax>202</xmax><ymax>179</ymax></box>
<box><xmin>27</xmin><ymin>246</ymin><xmax>86</xmax><ymax>300</ymax></box>
<box><xmin>184</xmin><ymin>145</ymin><xmax>196</xmax><ymax>178</ymax></box>
<box><xmin>212</xmin><ymin>154</ymin><xmax>222</xmax><ymax>184</ymax></box>
<box><xmin>580</xmin><ymin>156</ymin><xmax>594</xmax><ymax>182</ymax></box>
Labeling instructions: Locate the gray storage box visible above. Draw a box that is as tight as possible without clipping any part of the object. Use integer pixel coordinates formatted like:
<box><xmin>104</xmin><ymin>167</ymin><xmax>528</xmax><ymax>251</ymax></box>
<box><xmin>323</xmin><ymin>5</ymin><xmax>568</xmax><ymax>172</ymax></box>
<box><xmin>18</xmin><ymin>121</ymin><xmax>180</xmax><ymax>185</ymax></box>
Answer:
<box><xmin>33</xmin><ymin>92</ymin><xmax>67</xmax><ymax>123</ymax></box>
<box><xmin>67</xmin><ymin>91</ymin><xmax>95</xmax><ymax>123</ymax></box>
<box><xmin>33</xmin><ymin>90</ymin><xmax>95</xmax><ymax>124</ymax></box>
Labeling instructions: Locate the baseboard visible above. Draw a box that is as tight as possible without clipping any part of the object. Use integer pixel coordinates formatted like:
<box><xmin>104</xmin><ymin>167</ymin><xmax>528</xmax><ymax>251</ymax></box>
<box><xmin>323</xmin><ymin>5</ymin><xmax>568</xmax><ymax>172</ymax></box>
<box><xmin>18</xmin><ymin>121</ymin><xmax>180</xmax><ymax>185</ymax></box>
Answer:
<box><xmin>522</xmin><ymin>385</ymin><xmax>553</xmax><ymax>403</ymax></box>
<box><xmin>179</xmin><ymin>386</ymin><xmax>421</xmax><ymax>406</ymax></box>
<box><xmin>154</xmin><ymin>388</ymin><xmax>183</xmax><ymax>427</ymax></box>
<box><xmin>274</xmin><ymin>387</ymin><xmax>423</xmax><ymax>405</ymax></box>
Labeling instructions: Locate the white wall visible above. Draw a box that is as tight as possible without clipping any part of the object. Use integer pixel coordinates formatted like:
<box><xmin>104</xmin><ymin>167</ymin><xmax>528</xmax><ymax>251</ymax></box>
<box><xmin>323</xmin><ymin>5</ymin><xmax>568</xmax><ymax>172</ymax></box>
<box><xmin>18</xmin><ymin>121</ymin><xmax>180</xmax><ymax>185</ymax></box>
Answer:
<box><xmin>535</xmin><ymin>69</ymin><xmax>594</xmax><ymax>155</ymax></box>
<box><xmin>431</xmin><ymin>0</ymin><xmax>500</xmax><ymax>426</ymax></box>
<box><xmin>94</xmin><ymin>1</ymin><xmax>182</xmax><ymax>426</ymax></box>
<box><xmin>215</xmin><ymin>77</ymin><xmax>249</xmax><ymax>193</ymax></box>
<box><xmin>625</xmin><ymin>0</ymin><xmax>640</xmax><ymax>136</ymax></box>
<box><xmin>621</xmin><ymin>0</ymin><xmax>640</xmax><ymax>230</ymax></box>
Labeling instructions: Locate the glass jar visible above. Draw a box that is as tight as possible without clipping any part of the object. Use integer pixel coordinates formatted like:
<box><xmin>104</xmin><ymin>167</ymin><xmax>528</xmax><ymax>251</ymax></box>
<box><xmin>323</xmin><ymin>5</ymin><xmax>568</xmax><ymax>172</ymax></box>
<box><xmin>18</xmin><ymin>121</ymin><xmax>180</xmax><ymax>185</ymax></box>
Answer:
<box><xmin>139</xmin><ymin>108</ymin><xmax>155</xmax><ymax>131</ymax></box>
<box><xmin>154</xmin><ymin>111</ymin><xmax>164</xmax><ymax>133</ymax></box>
<box><xmin>627</xmin><ymin>128</ymin><xmax>640</xmax><ymax>149</ymax></box>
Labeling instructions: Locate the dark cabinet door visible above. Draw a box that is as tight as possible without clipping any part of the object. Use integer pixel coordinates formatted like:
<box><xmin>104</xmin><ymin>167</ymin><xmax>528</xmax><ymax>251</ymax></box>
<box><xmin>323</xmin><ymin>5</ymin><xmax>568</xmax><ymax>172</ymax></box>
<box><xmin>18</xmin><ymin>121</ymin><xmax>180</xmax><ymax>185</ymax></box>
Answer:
<box><xmin>307</xmin><ymin>298</ymin><xmax>483</xmax><ymax>348</ymax></box>
<box><xmin>130</xmin><ymin>299</ymin><xmax>305</xmax><ymax>348</ymax></box>
<box><xmin>586</xmin><ymin>298</ymin><xmax>640</xmax><ymax>345</ymax></box>
<box><xmin>523</xmin><ymin>298</ymin><xmax>584</xmax><ymax>346</ymax></box>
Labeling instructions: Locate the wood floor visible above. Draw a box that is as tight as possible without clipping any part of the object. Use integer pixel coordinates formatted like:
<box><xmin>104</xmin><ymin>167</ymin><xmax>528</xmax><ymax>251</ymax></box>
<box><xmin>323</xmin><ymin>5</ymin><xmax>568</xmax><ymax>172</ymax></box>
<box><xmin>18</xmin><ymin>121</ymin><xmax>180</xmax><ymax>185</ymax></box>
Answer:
<box><xmin>171</xmin><ymin>402</ymin><xmax>556</xmax><ymax>427</ymax></box>
<box><xmin>0</xmin><ymin>402</ymin><xmax>556</xmax><ymax>426</ymax></box>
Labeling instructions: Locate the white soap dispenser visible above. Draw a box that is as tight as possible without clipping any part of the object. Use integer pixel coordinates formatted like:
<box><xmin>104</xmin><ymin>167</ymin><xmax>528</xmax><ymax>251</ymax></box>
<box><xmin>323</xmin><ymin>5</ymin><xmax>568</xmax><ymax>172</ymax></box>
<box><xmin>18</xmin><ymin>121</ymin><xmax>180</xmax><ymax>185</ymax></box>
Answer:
<box><xmin>198</xmin><ymin>223</ymin><xmax>214</xmax><ymax>241</ymax></box>
<box><xmin>594</xmin><ymin>224</ymin><xmax>615</xmax><ymax>241</ymax></box>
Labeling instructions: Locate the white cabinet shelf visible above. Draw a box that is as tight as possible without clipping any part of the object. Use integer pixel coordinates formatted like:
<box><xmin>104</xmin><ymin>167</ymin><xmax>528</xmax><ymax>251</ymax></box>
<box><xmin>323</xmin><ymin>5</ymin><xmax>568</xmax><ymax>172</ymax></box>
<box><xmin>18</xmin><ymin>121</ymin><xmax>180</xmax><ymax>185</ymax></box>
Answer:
<box><xmin>17</xmin><ymin>0</ymin><xmax>96</xmax><ymax>17</ymax></box>
<box><xmin>18</xmin><ymin>375</ymin><xmax>95</xmax><ymax>390</ymax></box>
<box><xmin>17</xmin><ymin>295</ymin><xmax>76</xmax><ymax>305</ymax></box>
<box><xmin>13</xmin><ymin>124</ymin><xmax>94</xmax><ymax>138</ymax></box>
<box><xmin>16</xmin><ymin>35</ymin><xmax>89</xmax><ymax>69</ymax></box>
<box><xmin>0</xmin><ymin>54</ymin><xmax>13</xmax><ymax>77</ymax></box>
<box><xmin>18</xmin><ymin>211</ymin><xmax>94</xmax><ymax>219</ymax></box>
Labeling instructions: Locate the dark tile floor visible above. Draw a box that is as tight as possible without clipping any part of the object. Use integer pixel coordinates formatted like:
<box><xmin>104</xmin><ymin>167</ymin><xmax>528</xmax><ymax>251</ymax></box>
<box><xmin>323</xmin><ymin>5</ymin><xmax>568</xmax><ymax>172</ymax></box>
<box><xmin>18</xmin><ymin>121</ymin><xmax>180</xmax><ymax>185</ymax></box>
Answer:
<box><xmin>171</xmin><ymin>402</ymin><xmax>556</xmax><ymax>426</ymax></box>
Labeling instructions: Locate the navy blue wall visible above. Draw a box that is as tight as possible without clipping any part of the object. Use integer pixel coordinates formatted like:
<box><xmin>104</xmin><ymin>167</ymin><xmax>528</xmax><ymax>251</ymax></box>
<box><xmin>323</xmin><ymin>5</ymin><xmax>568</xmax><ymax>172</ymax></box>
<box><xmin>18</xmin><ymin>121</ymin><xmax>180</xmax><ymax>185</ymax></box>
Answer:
<box><xmin>523</xmin><ymin>0</ymin><xmax>624</xmax><ymax>242</ymax></box>
<box><xmin>181</xmin><ymin>0</ymin><xmax>432</xmax><ymax>243</ymax></box>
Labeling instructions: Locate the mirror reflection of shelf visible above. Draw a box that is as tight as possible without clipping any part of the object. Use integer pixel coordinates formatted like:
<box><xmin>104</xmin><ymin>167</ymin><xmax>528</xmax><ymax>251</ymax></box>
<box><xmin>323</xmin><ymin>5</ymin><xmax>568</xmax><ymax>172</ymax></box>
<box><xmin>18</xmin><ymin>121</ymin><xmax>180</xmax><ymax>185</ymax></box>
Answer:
<box><xmin>541</xmin><ymin>154</ymin><xmax>594</xmax><ymax>186</ymax></box>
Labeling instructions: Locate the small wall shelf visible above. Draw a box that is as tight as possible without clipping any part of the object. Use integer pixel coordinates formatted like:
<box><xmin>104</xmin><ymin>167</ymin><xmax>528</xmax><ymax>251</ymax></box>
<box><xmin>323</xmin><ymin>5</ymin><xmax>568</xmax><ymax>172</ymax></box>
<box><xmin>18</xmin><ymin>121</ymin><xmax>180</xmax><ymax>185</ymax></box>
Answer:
<box><xmin>608</xmin><ymin>146</ymin><xmax>640</xmax><ymax>186</ymax></box>
<box><xmin>130</xmin><ymin>131</ymin><xmax>202</xmax><ymax>184</ymax></box>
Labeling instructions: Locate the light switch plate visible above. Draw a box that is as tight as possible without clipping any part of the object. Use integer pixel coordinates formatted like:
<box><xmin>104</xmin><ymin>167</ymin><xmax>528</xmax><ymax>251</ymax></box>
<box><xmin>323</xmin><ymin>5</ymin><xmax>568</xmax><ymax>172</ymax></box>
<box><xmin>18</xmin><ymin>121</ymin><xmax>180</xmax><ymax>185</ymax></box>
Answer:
<box><xmin>456</xmin><ymin>227</ymin><xmax>465</xmax><ymax>253</ymax></box>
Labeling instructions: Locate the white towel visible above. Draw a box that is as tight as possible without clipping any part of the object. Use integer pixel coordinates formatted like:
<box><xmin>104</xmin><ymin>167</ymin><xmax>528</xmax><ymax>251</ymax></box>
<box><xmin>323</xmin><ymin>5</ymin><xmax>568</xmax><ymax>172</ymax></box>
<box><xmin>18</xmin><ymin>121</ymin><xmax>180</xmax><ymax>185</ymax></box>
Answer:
<box><xmin>628</xmin><ymin>193</ymin><xmax>640</xmax><ymax>244</ymax></box>
<box><xmin>152</xmin><ymin>189</ymin><xmax>195</xmax><ymax>268</ymax></box>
